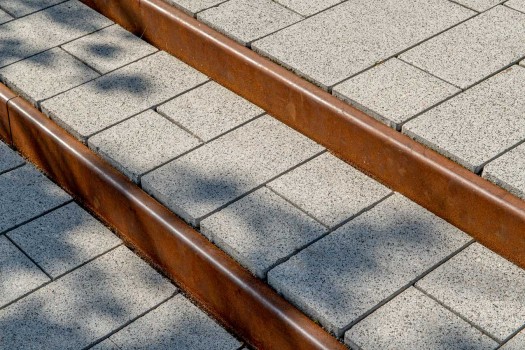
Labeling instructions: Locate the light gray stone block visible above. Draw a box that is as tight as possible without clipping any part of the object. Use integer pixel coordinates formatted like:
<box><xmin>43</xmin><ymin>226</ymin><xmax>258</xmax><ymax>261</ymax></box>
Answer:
<box><xmin>501</xmin><ymin>329</ymin><xmax>525</xmax><ymax>350</ymax></box>
<box><xmin>267</xmin><ymin>153</ymin><xmax>391</xmax><ymax>228</ymax></box>
<box><xmin>88</xmin><ymin>110</ymin><xmax>201</xmax><ymax>183</ymax></box>
<box><xmin>0</xmin><ymin>235</ymin><xmax>49</xmax><ymax>307</ymax></box>
<box><xmin>0</xmin><ymin>0</ymin><xmax>65</xmax><ymax>18</ymax></box>
<box><xmin>0</xmin><ymin>141</ymin><xmax>24</xmax><ymax>174</ymax></box>
<box><xmin>0</xmin><ymin>47</ymin><xmax>99</xmax><ymax>106</ymax></box>
<box><xmin>90</xmin><ymin>339</ymin><xmax>119</xmax><ymax>350</ymax></box>
<box><xmin>0</xmin><ymin>1</ymin><xmax>112</xmax><ymax>68</ymax></box>
<box><xmin>400</xmin><ymin>6</ymin><xmax>525</xmax><ymax>89</ymax></box>
<box><xmin>483</xmin><ymin>143</ymin><xmax>525</xmax><ymax>200</ymax></box>
<box><xmin>0</xmin><ymin>246</ymin><xmax>176</xmax><ymax>349</ymax></box>
<box><xmin>201</xmin><ymin>187</ymin><xmax>327</xmax><ymax>278</ymax></box>
<box><xmin>506</xmin><ymin>0</ymin><xmax>525</xmax><ymax>13</ymax></box>
<box><xmin>165</xmin><ymin>0</ymin><xmax>224</xmax><ymax>15</ymax></box>
<box><xmin>142</xmin><ymin>116</ymin><xmax>323</xmax><ymax>226</ymax></box>
<box><xmin>253</xmin><ymin>0</ymin><xmax>473</xmax><ymax>89</ymax></box>
<box><xmin>267</xmin><ymin>193</ymin><xmax>471</xmax><ymax>336</ymax></box>
<box><xmin>110</xmin><ymin>294</ymin><xmax>241</xmax><ymax>349</ymax></box>
<box><xmin>62</xmin><ymin>24</ymin><xmax>157</xmax><ymax>74</ymax></box>
<box><xmin>345</xmin><ymin>287</ymin><xmax>497</xmax><ymax>350</ymax></box>
<box><xmin>453</xmin><ymin>0</ymin><xmax>504</xmax><ymax>11</ymax></box>
<box><xmin>157</xmin><ymin>81</ymin><xmax>264</xmax><ymax>142</ymax></box>
<box><xmin>41</xmin><ymin>52</ymin><xmax>208</xmax><ymax>141</ymax></box>
<box><xmin>7</xmin><ymin>202</ymin><xmax>121</xmax><ymax>278</ymax></box>
<box><xmin>333</xmin><ymin>58</ymin><xmax>460</xmax><ymax>129</ymax></box>
<box><xmin>0</xmin><ymin>8</ymin><xmax>12</xmax><ymax>24</ymax></box>
<box><xmin>417</xmin><ymin>243</ymin><xmax>525</xmax><ymax>342</ymax></box>
<box><xmin>403</xmin><ymin>66</ymin><xmax>525</xmax><ymax>173</ymax></box>
<box><xmin>275</xmin><ymin>0</ymin><xmax>342</xmax><ymax>16</ymax></box>
<box><xmin>197</xmin><ymin>0</ymin><xmax>302</xmax><ymax>46</ymax></box>
<box><xmin>0</xmin><ymin>165</ymin><xmax>70</xmax><ymax>233</ymax></box>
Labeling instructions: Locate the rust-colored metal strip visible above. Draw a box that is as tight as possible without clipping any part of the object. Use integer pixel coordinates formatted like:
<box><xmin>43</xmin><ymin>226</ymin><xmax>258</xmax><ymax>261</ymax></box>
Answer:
<box><xmin>5</xmin><ymin>92</ymin><xmax>346</xmax><ymax>350</ymax></box>
<box><xmin>0</xmin><ymin>84</ymin><xmax>16</xmax><ymax>144</ymax></box>
<box><xmin>79</xmin><ymin>0</ymin><xmax>525</xmax><ymax>268</ymax></box>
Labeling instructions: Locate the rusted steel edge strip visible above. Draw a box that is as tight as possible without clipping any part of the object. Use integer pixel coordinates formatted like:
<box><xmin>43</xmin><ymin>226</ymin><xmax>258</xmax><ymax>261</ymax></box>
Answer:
<box><xmin>80</xmin><ymin>0</ymin><xmax>525</xmax><ymax>268</ymax></box>
<box><xmin>1</xmin><ymin>90</ymin><xmax>345</xmax><ymax>350</ymax></box>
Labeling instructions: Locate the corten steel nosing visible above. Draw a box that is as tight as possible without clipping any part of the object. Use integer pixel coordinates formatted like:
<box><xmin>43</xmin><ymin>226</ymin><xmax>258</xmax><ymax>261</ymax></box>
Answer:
<box><xmin>80</xmin><ymin>0</ymin><xmax>525</xmax><ymax>268</ymax></box>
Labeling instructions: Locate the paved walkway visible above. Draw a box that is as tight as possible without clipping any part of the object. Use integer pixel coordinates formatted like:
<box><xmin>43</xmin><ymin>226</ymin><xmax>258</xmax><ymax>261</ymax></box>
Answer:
<box><xmin>1</xmin><ymin>1</ymin><xmax>525</xmax><ymax>349</ymax></box>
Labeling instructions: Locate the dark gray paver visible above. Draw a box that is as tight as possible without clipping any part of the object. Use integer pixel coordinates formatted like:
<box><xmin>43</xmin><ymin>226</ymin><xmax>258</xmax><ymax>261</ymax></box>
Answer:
<box><xmin>345</xmin><ymin>287</ymin><xmax>497</xmax><ymax>350</ymax></box>
<box><xmin>268</xmin><ymin>193</ymin><xmax>470</xmax><ymax>336</ymax></box>
<box><xmin>90</xmin><ymin>339</ymin><xmax>119</xmax><ymax>350</ymax></box>
<box><xmin>501</xmin><ymin>329</ymin><xmax>525</xmax><ymax>349</ymax></box>
<box><xmin>483</xmin><ymin>143</ymin><xmax>525</xmax><ymax>200</ymax></box>
<box><xmin>0</xmin><ymin>142</ymin><xmax>24</xmax><ymax>174</ymax></box>
<box><xmin>275</xmin><ymin>0</ymin><xmax>342</xmax><ymax>16</ymax></box>
<box><xmin>0</xmin><ymin>0</ymin><xmax>65</xmax><ymax>18</ymax></box>
<box><xmin>201</xmin><ymin>187</ymin><xmax>327</xmax><ymax>278</ymax></box>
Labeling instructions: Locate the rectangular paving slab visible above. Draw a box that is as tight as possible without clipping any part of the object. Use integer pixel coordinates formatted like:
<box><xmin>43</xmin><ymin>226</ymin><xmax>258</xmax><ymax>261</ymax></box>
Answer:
<box><xmin>345</xmin><ymin>287</ymin><xmax>497</xmax><ymax>349</ymax></box>
<box><xmin>501</xmin><ymin>328</ymin><xmax>525</xmax><ymax>349</ymax></box>
<box><xmin>506</xmin><ymin>0</ymin><xmax>525</xmax><ymax>13</ymax></box>
<box><xmin>275</xmin><ymin>0</ymin><xmax>342</xmax><ymax>16</ymax></box>
<box><xmin>0</xmin><ymin>141</ymin><xmax>24</xmax><ymax>174</ymax></box>
<box><xmin>142</xmin><ymin>115</ymin><xmax>323</xmax><ymax>226</ymax></box>
<box><xmin>0</xmin><ymin>0</ymin><xmax>65</xmax><ymax>18</ymax></box>
<box><xmin>453</xmin><ymin>0</ymin><xmax>505</xmax><ymax>11</ymax></box>
<box><xmin>41</xmin><ymin>51</ymin><xmax>208</xmax><ymax>141</ymax></box>
<box><xmin>483</xmin><ymin>143</ymin><xmax>525</xmax><ymax>200</ymax></box>
<box><xmin>165</xmin><ymin>0</ymin><xmax>225</xmax><ymax>15</ymax></box>
<box><xmin>403</xmin><ymin>66</ymin><xmax>525</xmax><ymax>173</ymax></box>
<box><xmin>0</xmin><ymin>8</ymin><xmax>12</xmax><ymax>24</ymax></box>
<box><xmin>252</xmin><ymin>0</ymin><xmax>474</xmax><ymax>89</ymax></box>
<box><xmin>400</xmin><ymin>6</ymin><xmax>525</xmax><ymax>89</ymax></box>
<box><xmin>267</xmin><ymin>193</ymin><xmax>471</xmax><ymax>336</ymax></box>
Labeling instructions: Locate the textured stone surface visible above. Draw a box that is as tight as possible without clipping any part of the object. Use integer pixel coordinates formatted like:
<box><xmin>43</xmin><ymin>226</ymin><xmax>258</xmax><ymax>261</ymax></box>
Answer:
<box><xmin>0</xmin><ymin>1</ymin><xmax>112</xmax><ymax>68</ymax></box>
<box><xmin>90</xmin><ymin>339</ymin><xmax>120</xmax><ymax>350</ymax></box>
<box><xmin>417</xmin><ymin>243</ymin><xmax>525</xmax><ymax>341</ymax></box>
<box><xmin>0</xmin><ymin>47</ymin><xmax>99</xmax><ymax>106</ymax></box>
<box><xmin>0</xmin><ymin>8</ymin><xmax>12</xmax><ymax>24</ymax></box>
<box><xmin>275</xmin><ymin>0</ymin><xmax>342</xmax><ymax>16</ymax></box>
<box><xmin>333</xmin><ymin>58</ymin><xmax>460</xmax><ymax>129</ymax></box>
<box><xmin>0</xmin><ymin>0</ymin><xmax>65</xmax><ymax>17</ymax></box>
<box><xmin>41</xmin><ymin>52</ymin><xmax>208</xmax><ymax>140</ymax></box>
<box><xmin>201</xmin><ymin>187</ymin><xmax>327</xmax><ymax>278</ymax></box>
<box><xmin>142</xmin><ymin>116</ymin><xmax>323</xmax><ymax>226</ymax></box>
<box><xmin>110</xmin><ymin>295</ymin><xmax>241</xmax><ymax>349</ymax></box>
<box><xmin>268</xmin><ymin>194</ymin><xmax>470</xmax><ymax>336</ymax></box>
<box><xmin>157</xmin><ymin>81</ymin><xmax>264</xmax><ymax>142</ymax></box>
<box><xmin>62</xmin><ymin>24</ymin><xmax>157</xmax><ymax>74</ymax></box>
<box><xmin>453</xmin><ymin>0</ymin><xmax>504</xmax><ymax>11</ymax></box>
<box><xmin>0</xmin><ymin>165</ymin><xmax>70</xmax><ymax>233</ymax></box>
<box><xmin>0</xmin><ymin>141</ymin><xmax>24</xmax><ymax>174</ymax></box>
<box><xmin>400</xmin><ymin>6</ymin><xmax>525</xmax><ymax>89</ymax></box>
<box><xmin>506</xmin><ymin>0</ymin><xmax>525</xmax><ymax>13</ymax></box>
<box><xmin>7</xmin><ymin>202</ymin><xmax>121</xmax><ymax>278</ymax></box>
<box><xmin>165</xmin><ymin>0</ymin><xmax>224</xmax><ymax>15</ymax></box>
<box><xmin>268</xmin><ymin>153</ymin><xmax>391</xmax><ymax>227</ymax></box>
<box><xmin>253</xmin><ymin>0</ymin><xmax>473</xmax><ymax>89</ymax></box>
<box><xmin>88</xmin><ymin>110</ymin><xmax>200</xmax><ymax>183</ymax></box>
<box><xmin>483</xmin><ymin>143</ymin><xmax>525</xmax><ymax>200</ymax></box>
<box><xmin>0</xmin><ymin>235</ymin><xmax>49</xmax><ymax>307</ymax></box>
<box><xmin>197</xmin><ymin>0</ymin><xmax>302</xmax><ymax>45</ymax></box>
<box><xmin>501</xmin><ymin>329</ymin><xmax>525</xmax><ymax>349</ymax></box>
<box><xmin>403</xmin><ymin>66</ymin><xmax>525</xmax><ymax>173</ymax></box>
<box><xmin>0</xmin><ymin>246</ymin><xmax>176</xmax><ymax>349</ymax></box>
<box><xmin>345</xmin><ymin>287</ymin><xmax>497</xmax><ymax>350</ymax></box>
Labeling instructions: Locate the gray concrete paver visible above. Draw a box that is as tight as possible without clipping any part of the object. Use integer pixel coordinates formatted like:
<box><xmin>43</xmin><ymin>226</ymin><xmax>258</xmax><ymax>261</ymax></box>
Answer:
<box><xmin>345</xmin><ymin>287</ymin><xmax>497</xmax><ymax>350</ymax></box>
<box><xmin>506</xmin><ymin>0</ymin><xmax>525</xmax><ymax>12</ymax></box>
<box><xmin>252</xmin><ymin>0</ymin><xmax>474</xmax><ymax>89</ymax></box>
<box><xmin>267</xmin><ymin>153</ymin><xmax>391</xmax><ymax>228</ymax></box>
<box><xmin>453</xmin><ymin>0</ymin><xmax>505</xmax><ymax>11</ymax></box>
<box><xmin>0</xmin><ymin>0</ymin><xmax>65</xmax><ymax>18</ymax></box>
<box><xmin>403</xmin><ymin>66</ymin><xmax>525</xmax><ymax>173</ymax></box>
<box><xmin>88</xmin><ymin>110</ymin><xmax>201</xmax><ymax>183</ymax></box>
<box><xmin>267</xmin><ymin>193</ymin><xmax>471</xmax><ymax>336</ymax></box>
<box><xmin>501</xmin><ymin>328</ymin><xmax>525</xmax><ymax>349</ymax></box>
<box><xmin>197</xmin><ymin>0</ymin><xmax>303</xmax><ymax>46</ymax></box>
<box><xmin>109</xmin><ymin>294</ymin><xmax>241</xmax><ymax>350</ymax></box>
<box><xmin>165</xmin><ymin>0</ymin><xmax>225</xmax><ymax>15</ymax></box>
<box><xmin>62</xmin><ymin>24</ymin><xmax>158</xmax><ymax>74</ymax></box>
<box><xmin>417</xmin><ymin>243</ymin><xmax>525</xmax><ymax>341</ymax></box>
<box><xmin>275</xmin><ymin>0</ymin><xmax>342</xmax><ymax>16</ymax></box>
<box><xmin>400</xmin><ymin>6</ymin><xmax>525</xmax><ymax>89</ymax></box>
<box><xmin>89</xmin><ymin>339</ymin><xmax>120</xmax><ymax>350</ymax></box>
<box><xmin>201</xmin><ymin>187</ymin><xmax>327</xmax><ymax>278</ymax></box>
<box><xmin>333</xmin><ymin>58</ymin><xmax>460</xmax><ymax>129</ymax></box>
<box><xmin>0</xmin><ymin>47</ymin><xmax>99</xmax><ymax>106</ymax></box>
<box><xmin>483</xmin><ymin>143</ymin><xmax>525</xmax><ymax>200</ymax></box>
<box><xmin>7</xmin><ymin>202</ymin><xmax>121</xmax><ymax>278</ymax></box>
<box><xmin>157</xmin><ymin>81</ymin><xmax>264</xmax><ymax>142</ymax></box>
<box><xmin>142</xmin><ymin>115</ymin><xmax>323</xmax><ymax>226</ymax></box>
<box><xmin>0</xmin><ymin>142</ymin><xmax>24</xmax><ymax>174</ymax></box>
<box><xmin>0</xmin><ymin>8</ymin><xmax>12</xmax><ymax>24</ymax></box>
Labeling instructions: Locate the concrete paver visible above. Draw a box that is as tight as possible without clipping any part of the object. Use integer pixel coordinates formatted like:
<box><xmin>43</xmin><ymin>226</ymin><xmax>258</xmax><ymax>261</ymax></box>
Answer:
<box><xmin>275</xmin><ymin>0</ymin><xmax>342</xmax><ymax>16</ymax></box>
<box><xmin>0</xmin><ymin>8</ymin><xmax>12</xmax><ymax>24</ymax></box>
<box><xmin>454</xmin><ymin>0</ymin><xmax>505</xmax><ymax>11</ymax></box>
<box><xmin>333</xmin><ymin>58</ymin><xmax>460</xmax><ymax>129</ymax></box>
<box><xmin>501</xmin><ymin>328</ymin><xmax>525</xmax><ymax>349</ymax></box>
<box><xmin>345</xmin><ymin>287</ymin><xmax>497</xmax><ymax>350</ymax></box>
<box><xmin>41</xmin><ymin>51</ymin><xmax>208</xmax><ymax>141</ymax></box>
<box><xmin>109</xmin><ymin>294</ymin><xmax>241</xmax><ymax>349</ymax></box>
<box><xmin>506</xmin><ymin>0</ymin><xmax>525</xmax><ymax>13</ymax></box>
<box><xmin>403</xmin><ymin>66</ymin><xmax>525</xmax><ymax>173</ymax></box>
<box><xmin>7</xmin><ymin>202</ymin><xmax>121</xmax><ymax>278</ymax></box>
<box><xmin>0</xmin><ymin>235</ymin><xmax>49</xmax><ymax>307</ymax></box>
<box><xmin>197</xmin><ymin>0</ymin><xmax>303</xmax><ymax>46</ymax></box>
<box><xmin>417</xmin><ymin>243</ymin><xmax>525</xmax><ymax>341</ymax></box>
<box><xmin>201</xmin><ymin>187</ymin><xmax>327</xmax><ymax>278</ymax></box>
<box><xmin>0</xmin><ymin>47</ymin><xmax>99</xmax><ymax>106</ymax></box>
<box><xmin>165</xmin><ymin>0</ymin><xmax>225</xmax><ymax>15</ymax></box>
<box><xmin>267</xmin><ymin>153</ymin><xmax>391</xmax><ymax>228</ymax></box>
<box><xmin>483</xmin><ymin>143</ymin><xmax>525</xmax><ymax>200</ymax></box>
<box><xmin>0</xmin><ymin>0</ymin><xmax>112</xmax><ymax>68</ymax></box>
<box><xmin>0</xmin><ymin>142</ymin><xmax>24</xmax><ymax>174</ymax></box>
<box><xmin>88</xmin><ymin>110</ymin><xmax>201</xmax><ymax>183</ymax></box>
<box><xmin>90</xmin><ymin>339</ymin><xmax>119</xmax><ymax>350</ymax></box>
<box><xmin>0</xmin><ymin>165</ymin><xmax>70</xmax><ymax>233</ymax></box>
<box><xmin>252</xmin><ymin>0</ymin><xmax>474</xmax><ymax>89</ymax></box>
<box><xmin>62</xmin><ymin>24</ymin><xmax>158</xmax><ymax>74</ymax></box>
<box><xmin>268</xmin><ymin>194</ymin><xmax>471</xmax><ymax>336</ymax></box>
<box><xmin>157</xmin><ymin>81</ymin><xmax>264</xmax><ymax>142</ymax></box>
<box><xmin>400</xmin><ymin>6</ymin><xmax>525</xmax><ymax>89</ymax></box>
<box><xmin>142</xmin><ymin>115</ymin><xmax>323</xmax><ymax>226</ymax></box>
<box><xmin>0</xmin><ymin>0</ymin><xmax>65</xmax><ymax>18</ymax></box>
